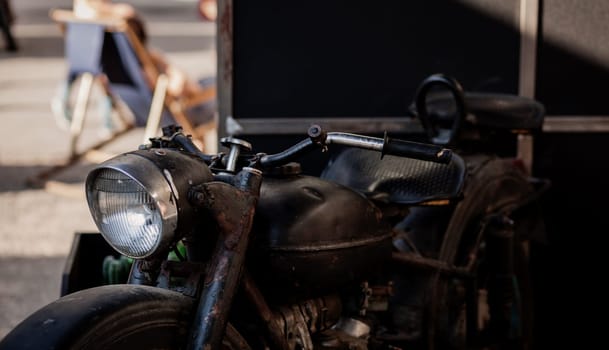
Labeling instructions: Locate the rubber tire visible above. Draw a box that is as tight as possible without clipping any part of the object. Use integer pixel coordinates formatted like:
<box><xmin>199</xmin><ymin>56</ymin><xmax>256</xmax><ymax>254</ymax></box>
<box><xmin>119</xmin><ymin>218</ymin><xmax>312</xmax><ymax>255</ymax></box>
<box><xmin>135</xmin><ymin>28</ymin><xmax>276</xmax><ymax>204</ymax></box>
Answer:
<box><xmin>474</xmin><ymin>240</ymin><xmax>534</xmax><ymax>350</ymax></box>
<box><xmin>0</xmin><ymin>284</ymin><xmax>246</xmax><ymax>350</ymax></box>
<box><xmin>437</xmin><ymin>229</ymin><xmax>534</xmax><ymax>350</ymax></box>
<box><xmin>430</xmin><ymin>157</ymin><xmax>537</xmax><ymax>349</ymax></box>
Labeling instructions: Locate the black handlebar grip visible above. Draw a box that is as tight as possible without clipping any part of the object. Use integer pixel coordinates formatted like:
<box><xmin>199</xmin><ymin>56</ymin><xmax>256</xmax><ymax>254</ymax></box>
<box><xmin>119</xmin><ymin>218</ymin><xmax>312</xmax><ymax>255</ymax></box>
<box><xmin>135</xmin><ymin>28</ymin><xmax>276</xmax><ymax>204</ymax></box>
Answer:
<box><xmin>382</xmin><ymin>133</ymin><xmax>452</xmax><ymax>164</ymax></box>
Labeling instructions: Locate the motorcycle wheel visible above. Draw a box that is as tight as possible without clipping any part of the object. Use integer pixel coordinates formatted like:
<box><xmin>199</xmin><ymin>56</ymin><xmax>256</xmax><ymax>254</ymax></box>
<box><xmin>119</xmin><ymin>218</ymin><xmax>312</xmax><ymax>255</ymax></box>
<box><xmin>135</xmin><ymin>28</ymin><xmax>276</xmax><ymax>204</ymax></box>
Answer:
<box><xmin>0</xmin><ymin>284</ymin><xmax>250</xmax><ymax>350</ymax></box>
<box><xmin>471</xmin><ymin>239</ymin><xmax>533</xmax><ymax>350</ymax></box>
<box><xmin>432</xmin><ymin>158</ymin><xmax>538</xmax><ymax>349</ymax></box>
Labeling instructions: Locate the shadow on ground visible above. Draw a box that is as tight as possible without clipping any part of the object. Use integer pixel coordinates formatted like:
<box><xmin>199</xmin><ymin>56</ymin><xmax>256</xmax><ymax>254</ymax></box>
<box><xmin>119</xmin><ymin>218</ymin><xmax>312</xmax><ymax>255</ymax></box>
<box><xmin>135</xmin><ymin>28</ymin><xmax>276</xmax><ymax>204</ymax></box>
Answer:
<box><xmin>0</xmin><ymin>163</ymin><xmax>95</xmax><ymax>193</ymax></box>
<box><xmin>0</xmin><ymin>257</ymin><xmax>65</xmax><ymax>339</ymax></box>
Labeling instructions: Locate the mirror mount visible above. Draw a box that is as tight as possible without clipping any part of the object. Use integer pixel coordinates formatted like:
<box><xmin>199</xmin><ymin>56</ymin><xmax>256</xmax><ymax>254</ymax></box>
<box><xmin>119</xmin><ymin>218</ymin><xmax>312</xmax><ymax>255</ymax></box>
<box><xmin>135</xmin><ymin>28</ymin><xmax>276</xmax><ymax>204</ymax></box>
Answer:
<box><xmin>415</xmin><ymin>74</ymin><xmax>466</xmax><ymax>146</ymax></box>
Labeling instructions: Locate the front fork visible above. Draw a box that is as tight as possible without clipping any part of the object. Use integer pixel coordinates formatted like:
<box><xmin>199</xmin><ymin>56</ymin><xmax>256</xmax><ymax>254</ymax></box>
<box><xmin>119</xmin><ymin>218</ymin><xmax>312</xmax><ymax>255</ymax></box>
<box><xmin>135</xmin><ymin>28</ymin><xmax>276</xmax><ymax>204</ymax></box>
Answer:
<box><xmin>186</xmin><ymin>167</ymin><xmax>263</xmax><ymax>349</ymax></box>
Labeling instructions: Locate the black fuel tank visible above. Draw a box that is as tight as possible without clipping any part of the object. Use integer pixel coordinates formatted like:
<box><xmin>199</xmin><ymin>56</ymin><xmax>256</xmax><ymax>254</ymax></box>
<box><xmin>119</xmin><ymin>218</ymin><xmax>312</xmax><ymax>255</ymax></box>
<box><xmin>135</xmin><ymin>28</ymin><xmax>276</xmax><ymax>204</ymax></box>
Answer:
<box><xmin>249</xmin><ymin>175</ymin><xmax>392</xmax><ymax>296</ymax></box>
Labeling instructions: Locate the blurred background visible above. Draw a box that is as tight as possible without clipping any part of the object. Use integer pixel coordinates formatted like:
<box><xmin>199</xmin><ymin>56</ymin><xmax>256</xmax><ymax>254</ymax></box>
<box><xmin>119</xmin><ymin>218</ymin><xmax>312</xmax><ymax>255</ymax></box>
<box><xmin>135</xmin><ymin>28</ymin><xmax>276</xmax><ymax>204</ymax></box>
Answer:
<box><xmin>0</xmin><ymin>0</ymin><xmax>216</xmax><ymax>337</ymax></box>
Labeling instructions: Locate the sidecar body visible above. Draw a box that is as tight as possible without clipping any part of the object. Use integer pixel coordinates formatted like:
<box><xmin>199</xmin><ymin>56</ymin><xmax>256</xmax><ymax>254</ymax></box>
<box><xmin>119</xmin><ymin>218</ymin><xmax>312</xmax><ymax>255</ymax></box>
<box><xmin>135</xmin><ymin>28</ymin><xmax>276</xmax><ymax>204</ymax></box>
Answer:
<box><xmin>61</xmin><ymin>232</ymin><xmax>117</xmax><ymax>296</ymax></box>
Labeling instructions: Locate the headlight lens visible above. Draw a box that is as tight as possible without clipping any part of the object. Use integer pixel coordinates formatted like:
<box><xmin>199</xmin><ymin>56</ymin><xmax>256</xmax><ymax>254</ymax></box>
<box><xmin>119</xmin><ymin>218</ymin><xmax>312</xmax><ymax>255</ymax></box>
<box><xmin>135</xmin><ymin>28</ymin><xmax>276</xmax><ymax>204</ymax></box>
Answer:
<box><xmin>86</xmin><ymin>153</ymin><xmax>180</xmax><ymax>259</ymax></box>
<box><xmin>88</xmin><ymin>169</ymin><xmax>164</xmax><ymax>258</ymax></box>
<box><xmin>86</xmin><ymin>150</ymin><xmax>213</xmax><ymax>259</ymax></box>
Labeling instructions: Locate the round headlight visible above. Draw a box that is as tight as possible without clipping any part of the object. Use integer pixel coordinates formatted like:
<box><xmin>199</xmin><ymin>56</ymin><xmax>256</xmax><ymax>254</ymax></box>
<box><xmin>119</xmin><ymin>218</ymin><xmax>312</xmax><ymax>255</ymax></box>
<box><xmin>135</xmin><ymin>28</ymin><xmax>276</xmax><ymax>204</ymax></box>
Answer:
<box><xmin>87</xmin><ymin>168</ymin><xmax>171</xmax><ymax>258</ymax></box>
<box><xmin>86</xmin><ymin>150</ymin><xmax>212</xmax><ymax>259</ymax></box>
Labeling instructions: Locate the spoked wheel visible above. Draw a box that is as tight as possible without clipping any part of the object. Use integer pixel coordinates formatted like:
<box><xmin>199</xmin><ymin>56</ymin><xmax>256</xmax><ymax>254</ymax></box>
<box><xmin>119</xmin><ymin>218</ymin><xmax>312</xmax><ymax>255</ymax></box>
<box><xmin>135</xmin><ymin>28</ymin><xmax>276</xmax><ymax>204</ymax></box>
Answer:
<box><xmin>431</xmin><ymin>157</ymin><xmax>540</xmax><ymax>349</ymax></box>
<box><xmin>0</xmin><ymin>285</ymin><xmax>250</xmax><ymax>350</ymax></box>
<box><xmin>440</xmin><ymin>217</ymin><xmax>534</xmax><ymax>350</ymax></box>
<box><xmin>473</xmin><ymin>236</ymin><xmax>533</xmax><ymax>350</ymax></box>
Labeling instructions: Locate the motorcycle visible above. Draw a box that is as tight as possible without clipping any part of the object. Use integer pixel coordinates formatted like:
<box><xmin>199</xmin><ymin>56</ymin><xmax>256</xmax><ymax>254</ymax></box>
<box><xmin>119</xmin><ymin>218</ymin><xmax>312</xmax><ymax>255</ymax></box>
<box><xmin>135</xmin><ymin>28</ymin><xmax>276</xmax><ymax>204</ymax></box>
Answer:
<box><xmin>0</xmin><ymin>75</ymin><xmax>546</xmax><ymax>349</ymax></box>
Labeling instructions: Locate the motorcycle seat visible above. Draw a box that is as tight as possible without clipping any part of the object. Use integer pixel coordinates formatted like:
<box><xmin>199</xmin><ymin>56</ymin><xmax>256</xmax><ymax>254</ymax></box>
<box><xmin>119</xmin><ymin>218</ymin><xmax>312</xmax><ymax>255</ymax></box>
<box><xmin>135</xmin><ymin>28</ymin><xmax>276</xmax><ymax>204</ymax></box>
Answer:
<box><xmin>423</xmin><ymin>92</ymin><xmax>545</xmax><ymax>131</ymax></box>
<box><xmin>321</xmin><ymin>148</ymin><xmax>466</xmax><ymax>205</ymax></box>
<box><xmin>464</xmin><ymin>93</ymin><xmax>545</xmax><ymax>130</ymax></box>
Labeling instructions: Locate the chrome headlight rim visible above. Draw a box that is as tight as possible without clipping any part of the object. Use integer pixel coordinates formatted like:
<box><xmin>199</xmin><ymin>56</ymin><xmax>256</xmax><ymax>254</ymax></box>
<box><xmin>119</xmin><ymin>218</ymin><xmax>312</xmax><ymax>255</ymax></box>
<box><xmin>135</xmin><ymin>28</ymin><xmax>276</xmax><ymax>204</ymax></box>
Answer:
<box><xmin>85</xmin><ymin>153</ymin><xmax>179</xmax><ymax>259</ymax></box>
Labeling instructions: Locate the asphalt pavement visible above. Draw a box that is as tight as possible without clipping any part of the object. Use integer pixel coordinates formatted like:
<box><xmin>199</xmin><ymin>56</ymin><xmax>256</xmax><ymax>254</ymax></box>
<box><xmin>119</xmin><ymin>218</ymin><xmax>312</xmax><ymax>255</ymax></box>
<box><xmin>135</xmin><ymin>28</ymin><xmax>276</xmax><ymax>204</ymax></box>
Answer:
<box><xmin>0</xmin><ymin>0</ymin><xmax>216</xmax><ymax>338</ymax></box>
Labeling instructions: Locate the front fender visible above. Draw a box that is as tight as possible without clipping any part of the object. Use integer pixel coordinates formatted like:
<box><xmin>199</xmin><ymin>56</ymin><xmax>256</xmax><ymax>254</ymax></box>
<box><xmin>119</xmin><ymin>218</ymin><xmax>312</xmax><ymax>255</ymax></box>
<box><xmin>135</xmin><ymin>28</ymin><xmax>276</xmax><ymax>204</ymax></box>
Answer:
<box><xmin>0</xmin><ymin>285</ymin><xmax>195</xmax><ymax>350</ymax></box>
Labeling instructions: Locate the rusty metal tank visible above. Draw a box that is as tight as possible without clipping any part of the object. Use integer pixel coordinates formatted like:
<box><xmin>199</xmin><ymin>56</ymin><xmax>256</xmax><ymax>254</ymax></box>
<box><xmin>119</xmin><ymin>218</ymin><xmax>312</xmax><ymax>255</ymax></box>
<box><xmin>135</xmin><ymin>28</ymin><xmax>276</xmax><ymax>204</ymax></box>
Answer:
<box><xmin>249</xmin><ymin>173</ymin><xmax>393</xmax><ymax>297</ymax></box>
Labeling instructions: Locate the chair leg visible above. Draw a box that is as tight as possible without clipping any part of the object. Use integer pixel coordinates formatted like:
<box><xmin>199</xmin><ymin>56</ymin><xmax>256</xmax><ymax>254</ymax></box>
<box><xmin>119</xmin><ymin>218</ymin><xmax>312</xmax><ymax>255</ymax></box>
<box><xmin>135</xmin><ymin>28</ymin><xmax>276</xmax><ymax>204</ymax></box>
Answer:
<box><xmin>195</xmin><ymin>119</ymin><xmax>218</xmax><ymax>154</ymax></box>
<box><xmin>143</xmin><ymin>73</ymin><xmax>169</xmax><ymax>143</ymax></box>
<box><xmin>69</xmin><ymin>73</ymin><xmax>95</xmax><ymax>159</ymax></box>
<box><xmin>98</xmin><ymin>74</ymin><xmax>135</xmax><ymax>130</ymax></box>
<box><xmin>143</xmin><ymin>74</ymin><xmax>206</xmax><ymax>151</ymax></box>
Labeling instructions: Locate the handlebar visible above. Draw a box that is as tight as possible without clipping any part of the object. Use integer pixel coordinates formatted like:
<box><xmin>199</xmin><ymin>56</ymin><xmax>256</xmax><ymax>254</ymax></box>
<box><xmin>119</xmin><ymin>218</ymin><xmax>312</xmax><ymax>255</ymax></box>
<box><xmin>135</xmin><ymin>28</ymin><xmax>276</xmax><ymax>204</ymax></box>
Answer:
<box><xmin>382</xmin><ymin>133</ymin><xmax>452</xmax><ymax>162</ymax></box>
<box><xmin>258</xmin><ymin>125</ymin><xmax>452</xmax><ymax>169</ymax></box>
<box><xmin>153</xmin><ymin>124</ymin><xmax>452</xmax><ymax>171</ymax></box>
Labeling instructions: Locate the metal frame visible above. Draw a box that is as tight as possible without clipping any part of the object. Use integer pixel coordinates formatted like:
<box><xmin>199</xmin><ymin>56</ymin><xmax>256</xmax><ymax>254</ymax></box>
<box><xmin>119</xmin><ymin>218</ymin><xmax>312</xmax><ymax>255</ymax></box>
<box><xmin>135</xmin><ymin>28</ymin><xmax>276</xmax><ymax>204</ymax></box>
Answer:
<box><xmin>224</xmin><ymin>116</ymin><xmax>423</xmax><ymax>136</ymax></box>
<box><xmin>218</xmin><ymin>0</ymin><xmax>609</xmax><ymax>141</ymax></box>
<box><xmin>215</xmin><ymin>0</ymin><xmax>443</xmax><ymax>138</ymax></box>
<box><xmin>518</xmin><ymin>0</ymin><xmax>538</xmax><ymax>100</ymax></box>
<box><xmin>519</xmin><ymin>0</ymin><xmax>609</xmax><ymax>133</ymax></box>
<box><xmin>217</xmin><ymin>0</ymin><xmax>410</xmax><ymax>138</ymax></box>
<box><xmin>516</xmin><ymin>0</ymin><xmax>609</xmax><ymax>171</ymax></box>
<box><xmin>217</xmin><ymin>0</ymin><xmax>233</xmax><ymax>141</ymax></box>
<box><xmin>517</xmin><ymin>0</ymin><xmax>539</xmax><ymax>171</ymax></box>
<box><xmin>542</xmin><ymin>116</ymin><xmax>609</xmax><ymax>132</ymax></box>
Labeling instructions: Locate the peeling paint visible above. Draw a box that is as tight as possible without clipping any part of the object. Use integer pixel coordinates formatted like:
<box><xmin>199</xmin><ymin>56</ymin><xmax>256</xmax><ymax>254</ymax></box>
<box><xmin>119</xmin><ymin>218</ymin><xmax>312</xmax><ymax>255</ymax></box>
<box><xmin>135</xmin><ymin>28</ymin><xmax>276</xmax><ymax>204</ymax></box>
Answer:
<box><xmin>163</xmin><ymin>169</ymin><xmax>179</xmax><ymax>200</ymax></box>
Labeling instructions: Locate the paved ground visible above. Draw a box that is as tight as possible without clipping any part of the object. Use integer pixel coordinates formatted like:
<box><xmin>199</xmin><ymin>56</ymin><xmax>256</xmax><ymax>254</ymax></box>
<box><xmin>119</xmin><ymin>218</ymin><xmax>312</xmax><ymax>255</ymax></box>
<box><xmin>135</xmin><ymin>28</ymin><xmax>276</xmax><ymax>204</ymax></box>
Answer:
<box><xmin>0</xmin><ymin>0</ymin><xmax>216</xmax><ymax>338</ymax></box>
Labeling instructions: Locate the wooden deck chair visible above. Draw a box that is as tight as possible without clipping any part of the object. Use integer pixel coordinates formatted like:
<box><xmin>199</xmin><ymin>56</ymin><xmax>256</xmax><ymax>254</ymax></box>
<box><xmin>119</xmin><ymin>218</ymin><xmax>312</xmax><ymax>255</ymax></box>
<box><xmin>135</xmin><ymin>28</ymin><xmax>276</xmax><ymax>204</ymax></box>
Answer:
<box><xmin>28</xmin><ymin>9</ymin><xmax>216</xmax><ymax>189</ymax></box>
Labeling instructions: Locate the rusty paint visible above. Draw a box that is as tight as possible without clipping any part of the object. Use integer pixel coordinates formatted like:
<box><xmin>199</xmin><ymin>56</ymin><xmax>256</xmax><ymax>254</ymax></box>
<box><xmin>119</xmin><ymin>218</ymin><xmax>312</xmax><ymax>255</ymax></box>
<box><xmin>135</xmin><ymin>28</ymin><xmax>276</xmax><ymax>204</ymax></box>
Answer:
<box><xmin>204</xmin><ymin>255</ymin><xmax>229</xmax><ymax>285</ymax></box>
<box><xmin>242</xmin><ymin>273</ymin><xmax>326</xmax><ymax>349</ymax></box>
<box><xmin>219</xmin><ymin>0</ymin><xmax>233</xmax><ymax>85</ymax></box>
<box><xmin>242</xmin><ymin>273</ymin><xmax>290</xmax><ymax>349</ymax></box>
<box><xmin>419</xmin><ymin>199</ymin><xmax>451</xmax><ymax>206</ymax></box>
<box><xmin>157</xmin><ymin>260</ymin><xmax>205</xmax><ymax>297</ymax></box>
<box><xmin>187</xmin><ymin>180</ymin><xmax>260</xmax><ymax>350</ymax></box>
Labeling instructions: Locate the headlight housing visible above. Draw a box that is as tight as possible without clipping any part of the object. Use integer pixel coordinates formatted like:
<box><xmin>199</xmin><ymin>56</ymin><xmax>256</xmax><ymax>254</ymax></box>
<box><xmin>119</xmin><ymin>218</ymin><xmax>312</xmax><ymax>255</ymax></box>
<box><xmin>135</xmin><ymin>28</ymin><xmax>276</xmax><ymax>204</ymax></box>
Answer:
<box><xmin>86</xmin><ymin>149</ymin><xmax>212</xmax><ymax>259</ymax></box>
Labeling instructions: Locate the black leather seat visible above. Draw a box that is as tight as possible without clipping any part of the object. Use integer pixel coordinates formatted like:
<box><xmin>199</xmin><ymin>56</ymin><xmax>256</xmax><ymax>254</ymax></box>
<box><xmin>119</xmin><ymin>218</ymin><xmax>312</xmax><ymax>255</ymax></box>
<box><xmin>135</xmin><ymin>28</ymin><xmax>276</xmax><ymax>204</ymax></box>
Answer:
<box><xmin>321</xmin><ymin>148</ymin><xmax>466</xmax><ymax>205</ymax></box>
<box><xmin>464</xmin><ymin>92</ymin><xmax>545</xmax><ymax>130</ymax></box>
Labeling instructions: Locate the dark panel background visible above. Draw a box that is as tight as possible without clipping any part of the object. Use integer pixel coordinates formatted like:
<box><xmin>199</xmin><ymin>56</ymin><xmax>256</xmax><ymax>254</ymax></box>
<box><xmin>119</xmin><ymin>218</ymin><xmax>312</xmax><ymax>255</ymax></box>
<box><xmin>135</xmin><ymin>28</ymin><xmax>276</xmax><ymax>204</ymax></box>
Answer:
<box><xmin>534</xmin><ymin>133</ymin><xmax>608</xmax><ymax>347</ymax></box>
<box><xmin>536</xmin><ymin>0</ymin><xmax>609</xmax><ymax>115</ymax></box>
<box><xmin>533</xmin><ymin>2</ymin><xmax>609</xmax><ymax>346</ymax></box>
<box><xmin>233</xmin><ymin>0</ymin><xmax>520</xmax><ymax>118</ymax></box>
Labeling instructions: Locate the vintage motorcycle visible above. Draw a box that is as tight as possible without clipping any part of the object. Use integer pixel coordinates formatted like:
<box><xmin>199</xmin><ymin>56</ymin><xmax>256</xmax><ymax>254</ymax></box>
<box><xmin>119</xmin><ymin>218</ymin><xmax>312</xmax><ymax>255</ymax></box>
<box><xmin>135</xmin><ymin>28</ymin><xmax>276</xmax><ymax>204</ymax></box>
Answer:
<box><xmin>0</xmin><ymin>75</ymin><xmax>546</xmax><ymax>349</ymax></box>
